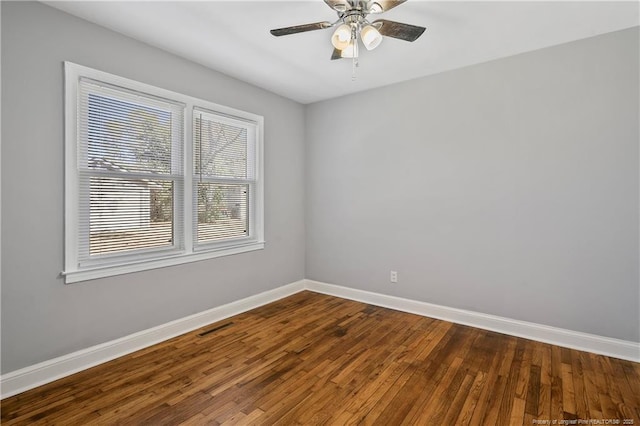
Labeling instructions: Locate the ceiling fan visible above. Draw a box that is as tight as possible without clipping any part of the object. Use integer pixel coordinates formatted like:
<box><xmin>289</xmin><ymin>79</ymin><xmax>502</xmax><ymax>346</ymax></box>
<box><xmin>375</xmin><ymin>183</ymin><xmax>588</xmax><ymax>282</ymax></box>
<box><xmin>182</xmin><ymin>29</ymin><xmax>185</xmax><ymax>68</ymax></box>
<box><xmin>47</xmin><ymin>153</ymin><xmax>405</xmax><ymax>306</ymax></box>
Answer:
<box><xmin>270</xmin><ymin>0</ymin><xmax>426</xmax><ymax>62</ymax></box>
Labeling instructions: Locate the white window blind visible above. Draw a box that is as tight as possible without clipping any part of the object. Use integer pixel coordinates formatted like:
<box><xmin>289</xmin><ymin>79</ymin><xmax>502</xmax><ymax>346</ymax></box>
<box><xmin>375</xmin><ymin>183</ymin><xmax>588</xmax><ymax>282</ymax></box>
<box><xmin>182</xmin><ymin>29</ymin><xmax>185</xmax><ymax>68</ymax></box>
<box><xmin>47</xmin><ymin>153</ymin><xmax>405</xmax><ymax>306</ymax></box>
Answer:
<box><xmin>64</xmin><ymin>62</ymin><xmax>264</xmax><ymax>284</ymax></box>
<box><xmin>193</xmin><ymin>108</ymin><xmax>256</xmax><ymax>245</ymax></box>
<box><xmin>77</xmin><ymin>78</ymin><xmax>184</xmax><ymax>263</ymax></box>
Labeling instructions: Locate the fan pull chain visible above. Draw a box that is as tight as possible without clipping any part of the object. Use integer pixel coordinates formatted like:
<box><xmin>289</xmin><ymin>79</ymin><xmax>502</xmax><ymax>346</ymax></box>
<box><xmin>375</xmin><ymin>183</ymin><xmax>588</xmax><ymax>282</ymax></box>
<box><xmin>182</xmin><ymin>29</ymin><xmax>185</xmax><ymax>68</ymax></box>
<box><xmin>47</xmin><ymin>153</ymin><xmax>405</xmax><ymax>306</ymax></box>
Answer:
<box><xmin>352</xmin><ymin>57</ymin><xmax>359</xmax><ymax>81</ymax></box>
<box><xmin>351</xmin><ymin>25</ymin><xmax>359</xmax><ymax>81</ymax></box>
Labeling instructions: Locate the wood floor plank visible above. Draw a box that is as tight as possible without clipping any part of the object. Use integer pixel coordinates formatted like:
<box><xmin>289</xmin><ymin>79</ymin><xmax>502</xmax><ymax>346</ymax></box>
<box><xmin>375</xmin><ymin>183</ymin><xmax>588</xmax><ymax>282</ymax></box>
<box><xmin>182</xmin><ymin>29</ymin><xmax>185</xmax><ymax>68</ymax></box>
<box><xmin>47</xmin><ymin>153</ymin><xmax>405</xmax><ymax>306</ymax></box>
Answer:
<box><xmin>551</xmin><ymin>345</ymin><xmax>566</xmax><ymax>420</ymax></box>
<box><xmin>496</xmin><ymin>339</ymin><xmax>526</xmax><ymax>424</ymax></box>
<box><xmin>351</xmin><ymin>322</ymin><xmax>454</xmax><ymax>423</ymax></box>
<box><xmin>2</xmin><ymin>291</ymin><xmax>638</xmax><ymax>425</ymax></box>
<box><xmin>539</xmin><ymin>343</ymin><xmax>553</xmax><ymax>420</ymax></box>
<box><xmin>510</xmin><ymin>397</ymin><xmax>526</xmax><ymax>426</ymax></box>
<box><xmin>621</xmin><ymin>362</ymin><xmax>640</xmax><ymax>420</ymax></box>
<box><xmin>571</xmin><ymin>349</ymin><xmax>590</xmax><ymax>420</ymax></box>
<box><xmin>410</xmin><ymin>357</ymin><xmax>467</xmax><ymax>425</ymax></box>
<box><xmin>481</xmin><ymin>337</ymin><xmax>517</xmax><ymax>425</ymax></box>
<box><xmin>381</xmin><ymin>333</ymin><xmax>461</xmax><ymax>423</ymax></box>
<box><xmin>561</xmin><ymin>360</ymin><xmax>577</xmax><ymax>415</ymax></box>
<box><xmin>525</xmin><ymin>364</ymin><xmax>542</xmax><ymax>416</ymax></box>
<box><xmin>455</xmin><ymin>370</ymin><xmax>488</xmax><ymax>425</ymax></box>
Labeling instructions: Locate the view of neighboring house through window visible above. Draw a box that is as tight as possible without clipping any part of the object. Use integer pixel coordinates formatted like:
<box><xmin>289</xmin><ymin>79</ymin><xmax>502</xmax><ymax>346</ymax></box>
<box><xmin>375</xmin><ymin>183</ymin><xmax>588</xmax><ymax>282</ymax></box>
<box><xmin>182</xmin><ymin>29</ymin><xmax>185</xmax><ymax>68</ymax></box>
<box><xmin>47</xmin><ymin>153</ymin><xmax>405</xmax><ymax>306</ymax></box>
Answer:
<box><xmin>64</xmin><ymin>62</ymin><xmax>264</xmax><ymax>283</ymax></box>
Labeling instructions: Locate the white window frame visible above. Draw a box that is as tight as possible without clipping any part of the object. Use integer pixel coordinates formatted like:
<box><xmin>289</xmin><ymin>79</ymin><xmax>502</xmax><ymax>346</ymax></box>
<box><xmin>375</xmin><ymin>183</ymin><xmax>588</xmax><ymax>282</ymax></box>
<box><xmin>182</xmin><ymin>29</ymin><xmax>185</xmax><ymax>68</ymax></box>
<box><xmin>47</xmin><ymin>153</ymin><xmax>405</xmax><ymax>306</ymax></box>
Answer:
<box><xmin>192</xmin><ymin>108</ymin><xmax>259</xmax><ymax>250</ymax></box>
<box><xmin>64</xmin><ymin>62</ymin><xmax>264</xmax><ymax>284</ymax></box>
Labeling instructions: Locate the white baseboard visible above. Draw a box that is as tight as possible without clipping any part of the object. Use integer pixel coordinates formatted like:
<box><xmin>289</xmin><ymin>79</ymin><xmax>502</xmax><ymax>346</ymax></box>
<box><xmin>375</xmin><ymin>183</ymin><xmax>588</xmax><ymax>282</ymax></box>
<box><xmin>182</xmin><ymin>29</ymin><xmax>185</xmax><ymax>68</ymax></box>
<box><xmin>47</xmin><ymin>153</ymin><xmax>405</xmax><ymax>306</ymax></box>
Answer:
<box><xmin>2</xmin><ymin>278</ymin><xmax>637</xmax><ymax>399</ymax></box>
<box><xmin>304</xmin><ymin>280</ymin><xmax>640</xmax><ymax>363</ymax></box>
<box><xmin>0</xmin><ymin>280</ymin><xmax>306</xmax><ymax>399</ymax></box>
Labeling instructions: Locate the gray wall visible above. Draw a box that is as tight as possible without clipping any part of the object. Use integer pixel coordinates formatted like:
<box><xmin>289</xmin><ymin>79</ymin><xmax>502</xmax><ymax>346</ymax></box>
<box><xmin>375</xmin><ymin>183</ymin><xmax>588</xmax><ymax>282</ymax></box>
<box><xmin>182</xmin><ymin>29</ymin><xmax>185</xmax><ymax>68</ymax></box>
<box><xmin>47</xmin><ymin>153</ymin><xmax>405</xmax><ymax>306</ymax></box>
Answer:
<box><xmin>305</xmin><ymin>27</ymin><xmax>639</xmax><ymax>342</ymax></box>
<box><xmin>1</xmin><ymin>2</ymin><xmax>306</xmax><ymax>373</ymax></box>
<box><xmin>2</xmin><ymin>2</ymin><xmax>638</xmax><ymax>376</ymax></box>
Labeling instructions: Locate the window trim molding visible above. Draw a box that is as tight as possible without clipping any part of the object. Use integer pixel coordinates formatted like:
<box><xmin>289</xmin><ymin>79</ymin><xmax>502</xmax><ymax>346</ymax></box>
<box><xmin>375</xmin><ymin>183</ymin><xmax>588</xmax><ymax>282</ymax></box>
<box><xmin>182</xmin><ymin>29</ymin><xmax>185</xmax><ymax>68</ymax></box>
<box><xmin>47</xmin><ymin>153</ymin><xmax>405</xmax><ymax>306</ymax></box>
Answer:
<box><xmin>63</xmin><ymin>62</ymin><xmax>265</xmax><ymax>284</ymax></box>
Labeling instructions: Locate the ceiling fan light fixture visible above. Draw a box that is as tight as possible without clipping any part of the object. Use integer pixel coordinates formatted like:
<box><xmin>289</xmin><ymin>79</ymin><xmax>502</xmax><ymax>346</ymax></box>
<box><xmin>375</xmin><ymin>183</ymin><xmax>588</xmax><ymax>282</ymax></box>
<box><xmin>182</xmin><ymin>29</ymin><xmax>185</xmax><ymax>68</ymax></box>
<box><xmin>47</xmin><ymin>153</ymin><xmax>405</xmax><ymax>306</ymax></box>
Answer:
<box><xmin>361</xmin><ymin>24</ymin><xmax>382</xmax><ymax>50</ymax></box>
<box><xmin>368</xmin><ymin>1</ymin><xmax>383</xmax><ymax>13</ymax></box>
<box><xmin>331</xmin><ymin>24</ymin><xmax>352</xmax><ymax>50</ymax></box>
<box><xmin>340</xmin><ymin>41</ymin><xmax>356</xmax><ymax>58</ymax></box>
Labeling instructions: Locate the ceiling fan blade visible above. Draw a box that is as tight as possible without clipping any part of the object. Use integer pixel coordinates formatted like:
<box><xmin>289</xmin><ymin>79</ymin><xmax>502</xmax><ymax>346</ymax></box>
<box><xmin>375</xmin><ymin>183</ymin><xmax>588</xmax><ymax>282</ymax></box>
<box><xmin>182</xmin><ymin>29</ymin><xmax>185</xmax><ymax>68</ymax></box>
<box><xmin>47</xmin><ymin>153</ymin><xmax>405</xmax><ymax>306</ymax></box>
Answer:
<box><xmin>368</xmin><ymin>0</ymin><xmax>407</xmax><ymax>13</ymax></box>
<box><xmin>270</xmin><ymin>21</ymin><xmax>332</xmax><ymax>37</ymax></box>
<box><xmin>324</xmin><ymin>0</ymin><xmax>350</xmax><ymax>12</ymax></box>
<box><xmin>373</xmin><ymin>19</ymin><xmax>426</xmax><ymax>42</ymax></box>
<box><xmin>331</xmin><ymin>48</ymin><xmax>343</xmax><ymax>60</ymax></box>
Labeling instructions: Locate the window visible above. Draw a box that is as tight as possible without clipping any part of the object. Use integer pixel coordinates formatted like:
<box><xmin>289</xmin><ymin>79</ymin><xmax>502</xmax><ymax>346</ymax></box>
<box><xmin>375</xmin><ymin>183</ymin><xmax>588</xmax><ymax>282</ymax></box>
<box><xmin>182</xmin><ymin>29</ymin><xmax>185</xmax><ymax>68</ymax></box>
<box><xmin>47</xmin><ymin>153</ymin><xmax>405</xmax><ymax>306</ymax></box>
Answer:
<box><xmin>64</xmin><ymin>62</ymin><xmax>264</xmax><ymax>283</ymax></box>
<box><xmin>78</xmin><ymin>79</ymin><xmax>184</xmax><ymax>261</ymax></box>
<box><xmin>193</xmin><ymin>109</ymin><xmax>256</xmax><ymax>247</ymax></box>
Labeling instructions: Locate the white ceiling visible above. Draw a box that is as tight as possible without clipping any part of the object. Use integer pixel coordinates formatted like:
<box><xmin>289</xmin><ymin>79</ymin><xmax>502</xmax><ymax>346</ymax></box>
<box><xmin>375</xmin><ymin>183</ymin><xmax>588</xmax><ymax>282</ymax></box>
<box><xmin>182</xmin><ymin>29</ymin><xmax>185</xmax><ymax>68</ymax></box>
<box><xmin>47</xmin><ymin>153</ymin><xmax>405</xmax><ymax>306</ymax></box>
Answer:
<box><xmin>45</xmin><ymin>1</ymin><xmax>639</xmax><ymax>104</ymax></box>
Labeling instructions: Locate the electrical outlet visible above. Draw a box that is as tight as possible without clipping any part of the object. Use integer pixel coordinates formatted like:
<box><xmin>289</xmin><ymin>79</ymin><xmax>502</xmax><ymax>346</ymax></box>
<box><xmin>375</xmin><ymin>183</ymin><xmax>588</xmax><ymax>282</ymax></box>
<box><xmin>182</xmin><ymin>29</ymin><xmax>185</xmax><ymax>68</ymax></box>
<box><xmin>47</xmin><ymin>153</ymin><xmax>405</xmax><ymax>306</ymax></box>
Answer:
<box><xmin>390</xmin><ymin>270</ymin><xmax>398</xmax><ymax>283</ymax></box>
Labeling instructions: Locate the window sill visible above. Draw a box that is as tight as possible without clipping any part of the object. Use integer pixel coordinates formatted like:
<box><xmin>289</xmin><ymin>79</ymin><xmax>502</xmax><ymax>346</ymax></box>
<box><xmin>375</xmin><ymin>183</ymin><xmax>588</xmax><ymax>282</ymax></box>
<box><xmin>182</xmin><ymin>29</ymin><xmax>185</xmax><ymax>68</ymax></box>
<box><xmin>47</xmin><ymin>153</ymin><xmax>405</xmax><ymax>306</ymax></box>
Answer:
<box><xmin>62</xmin><ymin>241</ymin><xmax>265</xmax><ymax>284</ymax></box>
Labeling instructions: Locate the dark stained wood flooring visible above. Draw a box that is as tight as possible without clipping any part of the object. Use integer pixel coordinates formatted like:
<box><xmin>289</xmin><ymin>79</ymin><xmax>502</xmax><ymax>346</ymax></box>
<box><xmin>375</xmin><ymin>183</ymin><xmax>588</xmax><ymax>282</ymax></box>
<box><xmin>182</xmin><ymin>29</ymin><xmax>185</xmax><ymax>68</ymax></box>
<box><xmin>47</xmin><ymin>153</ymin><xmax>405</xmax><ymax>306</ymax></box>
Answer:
<box><xmin>2</xmin><ymin>291</ymin><xmax>639</xmax><ymax>425</ymax></box>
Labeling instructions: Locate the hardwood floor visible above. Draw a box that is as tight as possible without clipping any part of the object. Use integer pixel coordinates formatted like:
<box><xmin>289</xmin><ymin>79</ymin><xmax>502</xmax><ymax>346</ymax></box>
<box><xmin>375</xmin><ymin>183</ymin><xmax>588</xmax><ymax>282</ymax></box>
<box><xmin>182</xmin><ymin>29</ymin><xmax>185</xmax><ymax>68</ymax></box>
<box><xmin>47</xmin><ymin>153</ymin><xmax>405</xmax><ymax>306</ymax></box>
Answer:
<box><xmin>2</xmin><ymin>291</ymin><xmax>639</xmax><ymax>425</ymax></box>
